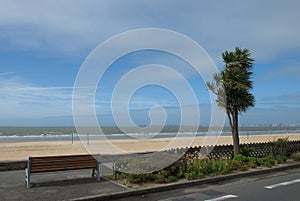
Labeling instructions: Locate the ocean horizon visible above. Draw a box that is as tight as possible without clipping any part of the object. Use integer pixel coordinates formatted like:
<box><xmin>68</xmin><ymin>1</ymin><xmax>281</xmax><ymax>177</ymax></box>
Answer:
<box><xmin>0</xmin><ymin>126</ymin><xmax>299</xmax><ymax>142</ymax></box>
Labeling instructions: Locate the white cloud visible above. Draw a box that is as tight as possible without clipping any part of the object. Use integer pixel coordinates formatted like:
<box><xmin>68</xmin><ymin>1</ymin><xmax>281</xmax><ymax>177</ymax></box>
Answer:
<box><xmin>0</xmin><ymin>72</ymin><xmax>15</xmax><ymax>76</ymax></box>
<box><xmin>0</xmin><ymin>76</ymin><xmax>73</xmax><ymax>118</ymax></box>
<box><xmin>0</xmin><ymin>0</ymin><xmax>299</xmax><ymax>62</ymax></box>
<box><xmin>0</xmin><ymin>0</ymin><xmax>299</xmax><ymax>126</ymax></box>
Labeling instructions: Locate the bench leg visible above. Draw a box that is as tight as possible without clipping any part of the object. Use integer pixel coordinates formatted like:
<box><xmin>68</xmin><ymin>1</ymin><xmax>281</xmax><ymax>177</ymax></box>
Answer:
<box><xmin>113</xmin><ymin>162</ymin><xmax>116</xmax><ymax>180</ymax></box>
<box><xmin>96</xmin><ymin>162</ymin><xmax>101</xmax><ymax>181</ymax></box>
<box><xmin>25</xmin><ymin>168</ymin><xmax>30</xmax><ymax>189</ymax></box>
<box><xmin>92</xmin><ymin>162</ymin><xmax>101</xmax><ymax>181</ymax></box>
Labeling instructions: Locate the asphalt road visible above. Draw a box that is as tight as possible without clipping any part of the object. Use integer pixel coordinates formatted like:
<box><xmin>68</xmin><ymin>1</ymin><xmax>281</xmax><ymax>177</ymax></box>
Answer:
<box><xmin>114</xmin><ymin>167</ymin><xmax>300</xmax><ymax>201</ymax></box>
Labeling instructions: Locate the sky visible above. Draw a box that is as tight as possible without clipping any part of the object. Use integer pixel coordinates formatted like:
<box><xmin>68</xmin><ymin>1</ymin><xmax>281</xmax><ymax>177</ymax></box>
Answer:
<box><xmin>0</xmin><ymin>0</ymin><xmax>299</xmax><ymax>127</ymax></box>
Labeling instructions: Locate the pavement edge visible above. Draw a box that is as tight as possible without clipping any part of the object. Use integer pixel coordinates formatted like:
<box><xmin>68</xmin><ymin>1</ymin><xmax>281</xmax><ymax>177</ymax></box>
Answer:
<box><xmin>71</xmin><ymin>162</ymin><xmax>300</xmax><ymax>201</ymax></box>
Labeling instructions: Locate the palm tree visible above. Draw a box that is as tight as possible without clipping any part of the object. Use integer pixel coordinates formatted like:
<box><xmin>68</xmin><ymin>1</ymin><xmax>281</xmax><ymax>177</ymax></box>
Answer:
<box><xmin>207</xmin><ymin>47</ymin><xmax>255</xmax><ymax>156</ymax></box>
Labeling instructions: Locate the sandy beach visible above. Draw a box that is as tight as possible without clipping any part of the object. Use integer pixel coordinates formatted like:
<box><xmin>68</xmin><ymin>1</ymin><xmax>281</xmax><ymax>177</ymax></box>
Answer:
<box><xmin>0</xmin><ymin>133</ymin><xmax>299</xmax><ymax>161</ymax></box>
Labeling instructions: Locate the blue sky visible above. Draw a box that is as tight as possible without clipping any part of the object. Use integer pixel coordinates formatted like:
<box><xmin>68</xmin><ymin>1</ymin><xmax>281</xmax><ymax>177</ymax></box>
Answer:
<box><xmin>0</xmin><ymin>0</ymin><xmax>299</xmax><ymax>126</ymax></box>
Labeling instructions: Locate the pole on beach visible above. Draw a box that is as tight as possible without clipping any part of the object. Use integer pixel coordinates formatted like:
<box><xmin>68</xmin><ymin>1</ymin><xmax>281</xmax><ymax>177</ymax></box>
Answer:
<box><xmin>87</xmin><ymin>133</ymin><xmax>90</xmax><ymax>146</ymax></box>
<box><xmin>247</xmin><ymin>123</ymin><xmax>249</xmax><ymax>139</ymax></box>
<box><xmin>71</xmin><ymin>133</ymin><xmax>74</xmax><ymax>144</ymax></box>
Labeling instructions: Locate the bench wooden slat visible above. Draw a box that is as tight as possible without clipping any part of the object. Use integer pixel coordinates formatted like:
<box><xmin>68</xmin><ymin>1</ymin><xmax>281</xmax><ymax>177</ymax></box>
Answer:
<box><xmin>30</xmin><ymin>155</ymin><xmax>97</xmax><ymax>162</ymax></box>
<box><xmin>30</xmin><ymin>160</ymin><xmax>97</xmax><ymax>166</ymax></box>
<box><xmin>30</xmin><ymin>161</ymin><xmax>97</xmax><ymax>166</ymax></box>
<box><xmin>30</xmin><ymin>154</ymin><xmax>95</xmax><ymax>159</ymax></box>
<box><xmin>31</xmin><ymin>164</ymin><xmax>97</xmax><ymax>172</ymax></box>
<box><xmin>30</xmin><ymin>158</ymin><xmax>97</xmax><ymax>163</ymax></box>
<box><xmin>31</xmin><ymin>162</ymin><xmax>96</xmax><ymax>167</ymax></box>
<box><xmin>31</xmin><ymin>158</ymin><xmax>96</xmax><ymax>162</ymax></box>
<box><xmin>31</xmin><ymin>166</ymin><xmax>96</xmax><ymax>173</ymax></box>
<box><xmin>25</xmin><ymin>154</ymin><xmax>101</xmax><ymax>188</ymax></box>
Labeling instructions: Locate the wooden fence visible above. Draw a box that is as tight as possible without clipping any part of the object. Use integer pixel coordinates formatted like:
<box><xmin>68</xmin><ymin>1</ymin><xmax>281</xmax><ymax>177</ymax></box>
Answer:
<box><xmin>183</xmin><ymin>140</ymin><xmax>300</xmax><ymax>158</ymax></box>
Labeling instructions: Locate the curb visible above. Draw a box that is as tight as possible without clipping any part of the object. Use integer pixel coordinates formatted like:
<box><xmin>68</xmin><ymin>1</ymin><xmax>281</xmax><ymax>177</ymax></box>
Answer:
<box><xmin>71</xmin><ymin>162</ymin><xmax>300</xmax><ymax>201</ymax></box>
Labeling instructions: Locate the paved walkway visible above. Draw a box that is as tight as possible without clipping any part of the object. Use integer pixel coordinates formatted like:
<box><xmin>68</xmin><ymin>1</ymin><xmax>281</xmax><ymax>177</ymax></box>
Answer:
<box><xmin>0</xmin><ymin>164</ymin><xmax>127</xmax><ymax>201</ymax></box>
<box><xmin>2</xmin><ymin>161</ymin><xmax>300</xmax><ymax>201</ymax></box>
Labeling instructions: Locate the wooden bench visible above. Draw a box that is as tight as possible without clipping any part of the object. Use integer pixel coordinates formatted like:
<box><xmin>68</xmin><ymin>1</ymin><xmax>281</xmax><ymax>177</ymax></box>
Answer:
<box><xmin>25</xmin><ymin>154</ymin><xmax>101</xmax><ymax>188</ymax></box>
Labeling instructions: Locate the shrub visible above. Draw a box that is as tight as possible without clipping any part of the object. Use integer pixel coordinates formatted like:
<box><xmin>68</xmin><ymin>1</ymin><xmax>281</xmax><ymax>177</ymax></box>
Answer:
<box><xmin>185</xmin><ymin>171</ymin><xmax>202</xmax><ymax>180</ymax></box>
<box><xmin>240</xmin><ymin>146</ymin><xmax>254</xmax><ymax>157</ymax></box>
<box><xmin>291</xmin><ymin>152</ymin><xmax>300</xmax><ymax>161</ymax></box>
<box><xmin>272</xmin><ymin>137</ymin><xmax>289</xmax><ymax>157</ymax></box>
<box><xmin>247</xmin><ymin>157</ymin><xmax>258</xmax><ymax>168</ymax></box>
<box><xmin>153</xmin><ymin>172</ymin><xmax>165</xmax><ymax>183</ymax></box>
<box><xmin>256</xmin><ymin>158</ymin><xmax>265</xmax><ymax>166</ymax></box>
<box><xmin>264</xmin><ymin>156</ymin><xmax>276</xmax><ymax>167</ymax></box>
<box><xmin>115</xmin><ymin>147</ymin><xmax>292</xmax><ymax>185</ymax></box>
<box><xmin>165</xmin><ymin>158</ymin><xmax>186</xmax><ymax>178</ymax></box>
<box><xmin>124</xmin><ymin>173</ymin><xmax>155</xmax><ymax>184</ymax></box>
<box><xmin>192</xmin><ymin>159</ymin><xmax>212</xmax><ymax>175</ymax></box>
<box><xmin>216</xmin><ymin>159</ymin><xmax>233</xmax><ymax>175</ymax></box>
<box><xmin>153</xmin><ymin>170</ymin><xmax>168</xmax><ymax>183</ymax></box>
<box><xmin>234</xmin><ymin>154</ymin><xmax>249</xmax><ymax>163</ymax></box>
<box><xmin>232</xmin><ymin>159</ymin><xmax>248</xmax><ymax>171</ymax></box>
<box><xmin>256</xmin><ymin>156</ymin><xmax>276</xmax><ymax>167</ymax></box>
<box><xmin>166</xmin><ymin>175</ymin><xmax>178</xmax><ymax>183</ymax></box>
<box><xmin>276</xmin><ymin>156</ymin><xmax>287</xmax><ymax>164</ymax></box>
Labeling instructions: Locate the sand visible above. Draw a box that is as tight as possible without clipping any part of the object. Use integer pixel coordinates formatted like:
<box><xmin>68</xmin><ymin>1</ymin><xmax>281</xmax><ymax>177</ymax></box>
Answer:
<box><xmin>0</xmin><ymin>133</ymin><xmax>299</xmax><ymax>161</ymax></box>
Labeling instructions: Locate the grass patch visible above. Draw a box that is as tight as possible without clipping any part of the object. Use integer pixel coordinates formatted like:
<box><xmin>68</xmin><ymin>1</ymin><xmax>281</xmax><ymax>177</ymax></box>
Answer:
<box><xmin>114</xmin><ymin>152</ymin><xmax>291</xmax><ymax>185</ymax></box>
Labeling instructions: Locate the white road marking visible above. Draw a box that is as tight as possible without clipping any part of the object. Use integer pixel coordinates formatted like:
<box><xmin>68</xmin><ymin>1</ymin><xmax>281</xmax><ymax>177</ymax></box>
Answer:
<box><xmin>204</xmin><ymin>194</ymin><xmax>238</xmax><ymax>201</ymax></box>
<box><xmin>265</xmin><ymin>178</ymin><xmax>300</xmax><ymax>189</ymax></box>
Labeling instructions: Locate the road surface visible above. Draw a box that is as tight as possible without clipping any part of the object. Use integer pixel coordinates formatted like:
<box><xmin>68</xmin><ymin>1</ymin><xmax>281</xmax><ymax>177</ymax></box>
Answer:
<box><xmin>114</xmin><ymin>167</ymin><xmax>300</xmax><ymax>201</ymax></box>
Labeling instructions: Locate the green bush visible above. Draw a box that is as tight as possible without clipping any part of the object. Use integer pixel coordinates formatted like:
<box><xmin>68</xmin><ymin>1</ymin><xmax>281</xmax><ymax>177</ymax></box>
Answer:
<box><xmin>125</xmin><ymin>173</ymin><xmax>155</xmax><ymax>184</ymax></box>
<box><xmin>263</xmin><ymin>156</ymin><xmax>276</xmax><ymax>167</ymax></box>
<box><xmin>240</xmin><ymin>147</ymin><xmax>254</xmax><ymax>157</ymax></box>
<box><xmin>153</xmin><ymin>170</ymin><xmax>168</xmax><ymax>183</ymax></box>
<box><xmin>232</xmin><ymin>159</ymin><xmax>248</xmax><ymax>171</ymax></box>
<box><xmin>234</xmin><ymin>154</ymin><xmax>249</xmax><ymax>163</ymax></box>
<box><xmin>254</xmin><ymin>156</ymin><xmax>276</xmax><ymax>167</ymax></box>
<box><xmin>272</xmin><ymin>137</ymin><xmax>289</xmax><ymax>157</ymax></box>
<box><xmin>256</xmin><ymin>158</ymin><xmax>265</xmax><ymax>166</ymax></box>
<box><xmin>153</xmin><ymin>172</ymin><xmax>166</xmax><ymax>183</ymax></box>
<box><xmin>185</xmin><ymin>171</ymin><xmax>202</xmax><ymax>180</ymax></box>
<box><xmin>165</xmin><ymin>158</ymin><xmax>186</xmax><ymax>178</ymax></box>
<box><xmin>276</xmin><ymin>156</ymin><xmax>287</xmax><ymax>164</ymax></box>
<box><xmin>187</xmin><ymin>159</ymin><xmax>211</xmax><ymax>176</ymax></box>
<box><xmin>166</xmin><ymin>175</ymin><xmax>178</xmax><ymax>183</ymax></box>
<box><xmin>115</xmin><ymin>148</ymin><xmax>290</xmax><ymax>185</ymax></box>
<box><xmin>247</xmin><ymin>157</ymin><xmax>258</xmax><ymax>168</ymax></box>
<box><xmin>185</xmin><ymin>157</ymin><xmax>237</xmax><ymax>178</ymax></box>
<box><xmin>216</xmin><ymin>159</ymin><xmax>233</xmax><ymax>175</ymax></box>
<box><xmin>291</xmin><ymin>152</ymin><xmax>300</xmax><ymax>161</ymax></box>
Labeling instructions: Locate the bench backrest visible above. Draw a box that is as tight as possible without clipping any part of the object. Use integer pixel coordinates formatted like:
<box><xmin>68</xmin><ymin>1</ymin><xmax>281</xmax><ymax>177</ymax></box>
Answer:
<box><xmin>28</xmin><ymin>154</ymin><xmax>99</xmax><ymax>173</ymax></box>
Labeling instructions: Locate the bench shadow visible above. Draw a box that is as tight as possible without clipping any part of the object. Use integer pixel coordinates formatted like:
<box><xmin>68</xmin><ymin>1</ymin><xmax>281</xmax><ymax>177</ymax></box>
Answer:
<box><xmin>30</xmin><ymin>177</ymin><xmax>105</xmax><ymax>188</ymax></box>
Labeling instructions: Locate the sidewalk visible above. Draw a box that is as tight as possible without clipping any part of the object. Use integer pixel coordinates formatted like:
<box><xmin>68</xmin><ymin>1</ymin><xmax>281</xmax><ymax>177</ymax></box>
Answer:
<box><xmin>1</xmin><ymin>162</ymin><xmax>300</xmax><ymax>201</ymax></box>
<box><xmin>0</xmin><ymin>164</ymin><xmax>127</xmax><ymax>201</ymax></box>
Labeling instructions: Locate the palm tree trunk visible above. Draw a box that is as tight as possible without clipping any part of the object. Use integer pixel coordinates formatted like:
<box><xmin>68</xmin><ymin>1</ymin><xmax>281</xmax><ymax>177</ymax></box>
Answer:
<box><xmin>232</xmin><ymin>110</ymin><xmax>240</xmax><ymax>156</ymax></box>
<box><xmin>227</xmin><ymin>112</ymin><xmax>233</xmax><ymax>130</ymax></box>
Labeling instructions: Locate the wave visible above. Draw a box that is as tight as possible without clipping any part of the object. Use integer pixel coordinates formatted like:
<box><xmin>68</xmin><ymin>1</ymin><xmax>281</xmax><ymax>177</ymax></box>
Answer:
<box><xmin>0</xmin><ymin>125</ymin><xmax>299</xmax><ymax>143</ymax></box>
<box><xmin>0</xmin><ymin>130</ymin><xmax>299</xmax><ymax>143</ymax></box>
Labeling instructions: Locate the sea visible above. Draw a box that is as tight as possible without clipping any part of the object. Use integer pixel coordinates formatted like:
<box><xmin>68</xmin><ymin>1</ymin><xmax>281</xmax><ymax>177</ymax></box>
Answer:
<box><xmin>0</xmin><ymin>126</ymin><xmax>299</xmax><ymax>142</ymax></box>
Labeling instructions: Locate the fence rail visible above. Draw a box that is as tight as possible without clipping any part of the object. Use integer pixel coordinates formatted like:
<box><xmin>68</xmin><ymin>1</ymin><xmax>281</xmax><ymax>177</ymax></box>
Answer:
<box><xmin>182</xmin><ymin>140</ymin><xmax>300</xmax><ymax>158</ymax></box>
